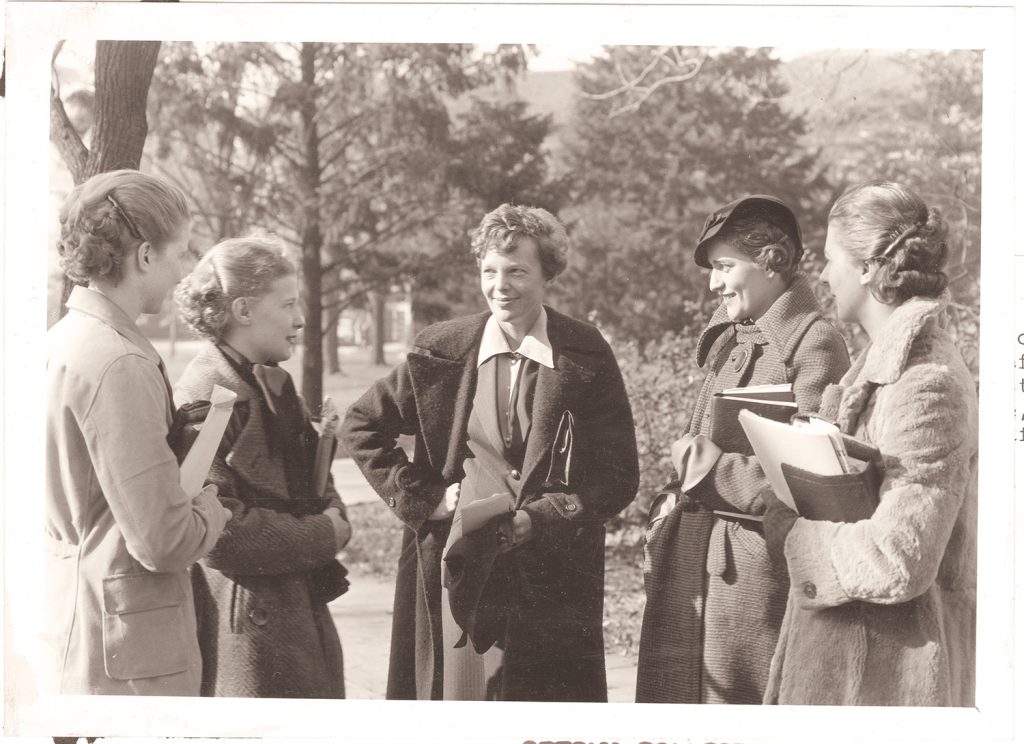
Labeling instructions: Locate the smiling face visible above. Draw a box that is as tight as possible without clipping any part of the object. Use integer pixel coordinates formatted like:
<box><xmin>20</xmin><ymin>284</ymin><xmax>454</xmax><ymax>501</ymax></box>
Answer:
<box><xmin>479</xmin><ymin>237</ymin><xmax>549</xmax><ymax>337</ymax></box>
<box><xmin>705</xmin><ymin>238</ymin><xmax>786</xmax><ymax>322</ymax></box>
<box><xmin>232</xmin><ymin>274</ymin><xmax>304</xmax><ymax>364</ymax></box>
<box><xmin>821</xmin><ymin>223</ymin><xmax>871</xmax><ymax>324</ymax></box>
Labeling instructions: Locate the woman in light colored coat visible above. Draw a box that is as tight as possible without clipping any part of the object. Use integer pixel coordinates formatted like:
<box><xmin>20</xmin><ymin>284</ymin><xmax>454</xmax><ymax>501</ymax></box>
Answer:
<box><xmin>636</xmin><ymin>196</ymin><xmax>850</xmax><ymax>704</ymax></box>
<box><xmin>174</xmin><ymin>237</ymin><xmax>351</xmax><ymax>698</ymax></box>
<box><xmin>45</xmin><ymin>170</ymin><xmax>230</xmax><ymax>695</ymax></box>
<box><xmin>763</xmin><ymin>180</ymin><xmax>977</xmax><ymax>706</ymax></box>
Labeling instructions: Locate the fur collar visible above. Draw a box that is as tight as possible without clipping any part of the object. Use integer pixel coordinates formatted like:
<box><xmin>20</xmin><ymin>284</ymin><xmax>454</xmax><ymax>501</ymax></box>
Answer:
<box><xmin>853</xmin><ymin>294</ymin><xmax>949</xmax><ymax>385</ymax></box>
<box><xmin>696</xmin><ymin>273</ymin><xmax>824</xmax><ymax>368</ymax></box>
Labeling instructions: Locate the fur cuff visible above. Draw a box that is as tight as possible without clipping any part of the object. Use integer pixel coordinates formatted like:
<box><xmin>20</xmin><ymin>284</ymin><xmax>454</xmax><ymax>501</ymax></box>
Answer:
<box><xmin>785</xmin><ymin>518</ymin><xmax>851</xmax><ymax>608</ymax></box>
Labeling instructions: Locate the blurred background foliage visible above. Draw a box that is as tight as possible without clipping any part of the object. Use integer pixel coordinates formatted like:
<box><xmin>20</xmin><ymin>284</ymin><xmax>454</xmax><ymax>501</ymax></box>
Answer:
<box><xmin>51</xmin><ymin>44</ymin><xmax>981</xmax><ymax>530</ymax></box>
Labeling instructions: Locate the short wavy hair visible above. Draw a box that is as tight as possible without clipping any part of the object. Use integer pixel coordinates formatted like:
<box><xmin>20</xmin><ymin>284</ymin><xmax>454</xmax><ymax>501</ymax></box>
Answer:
<box><xmin>829</xmin><ymin>180</ymin><xmax>949</xmax><ymax>305</ymax></box>
<box><xmin>470</xmin><ymin>204</ymin><xmax>569</xmax><ymax>280</ymax></box>
<box><xmin>717</xmin><ymin>209</ymin><xmax>802</xmax><ymax>280</ymax></box>
<box><xmin>176</xmin><ymin>234</ymin><xmax>296</xmax><ymax>341</ymax></box>
<box><xmin>57</xmin><ymin>169</ymin><xmax>189</xmax><ymax>284</ymax></box>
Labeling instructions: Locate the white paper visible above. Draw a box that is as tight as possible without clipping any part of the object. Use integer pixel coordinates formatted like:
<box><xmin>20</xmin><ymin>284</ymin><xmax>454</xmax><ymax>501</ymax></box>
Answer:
<box><xmin>738</xmin><ymin>408</ymin><xmax>846</xmax><ymax>511</ymax></box>
<box><xmin>178</xmin><ymin>384</ymin><xmax>237</xmax><ymax>498</ymax></box>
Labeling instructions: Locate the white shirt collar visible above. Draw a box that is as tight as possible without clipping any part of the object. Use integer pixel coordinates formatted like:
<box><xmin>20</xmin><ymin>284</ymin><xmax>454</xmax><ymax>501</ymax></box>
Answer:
<box><xmin>477</xmin><ymin>307</ymin><xmax>554</xmax><ymax>369</ymax></box>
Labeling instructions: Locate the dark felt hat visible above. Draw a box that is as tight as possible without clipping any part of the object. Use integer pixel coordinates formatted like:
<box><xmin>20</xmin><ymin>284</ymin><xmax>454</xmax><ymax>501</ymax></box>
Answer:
<box><xmin>694</xmin><ymin>195</ymin><xmax>803</xmax><ymax>269</ymax></box>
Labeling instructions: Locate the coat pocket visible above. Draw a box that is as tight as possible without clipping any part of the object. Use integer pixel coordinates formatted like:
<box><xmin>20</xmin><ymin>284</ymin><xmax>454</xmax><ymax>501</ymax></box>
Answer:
<box><xmin>101</xmin><ymin>573</ymin><xmax>189</xmax><ymax>681</ymax></box>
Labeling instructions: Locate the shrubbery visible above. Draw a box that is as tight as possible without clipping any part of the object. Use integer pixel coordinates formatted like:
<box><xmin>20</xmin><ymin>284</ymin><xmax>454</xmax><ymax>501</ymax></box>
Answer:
<box><xmin>606</xmin><ymin>329</ymin><xmax>705</xmax><ymax>535</ymax></box>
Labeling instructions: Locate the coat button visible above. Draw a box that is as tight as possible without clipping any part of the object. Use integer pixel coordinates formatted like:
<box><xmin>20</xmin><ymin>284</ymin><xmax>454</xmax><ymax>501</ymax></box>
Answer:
<box><xmin>249</xmin><ymin>607</ymin><xmax>269</xmax><ymax>626</ymax></box>
<box><xmin>802</xmin><ymin>581</ymin><xmax>817</xmax><ymax>599</ymax></box>
<box><xmin>565</xmin><ymin>502</ymin><xmax>577</xmax><ymax>512</ymax></box>
<box><xmin>387</xmin><ymin>497</ymin><xmax>396</xmax><ymax>508</ymax></box>
<box><xmin>732</xmin><ymin>349</ymin><xmax>747</xmax><ymax>372</ymax></box>
<box><xmin>510</xmin><ymin>469</ymin><xmax>521</xmax><ymax>481</ymax></box>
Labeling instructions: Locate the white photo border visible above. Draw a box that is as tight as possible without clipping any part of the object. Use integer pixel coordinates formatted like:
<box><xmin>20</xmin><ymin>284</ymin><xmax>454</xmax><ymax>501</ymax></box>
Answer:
<box><xmin>3</xmin><ymin>3</ymin><xmax>1015</xmax><ymax>742</ymax></box>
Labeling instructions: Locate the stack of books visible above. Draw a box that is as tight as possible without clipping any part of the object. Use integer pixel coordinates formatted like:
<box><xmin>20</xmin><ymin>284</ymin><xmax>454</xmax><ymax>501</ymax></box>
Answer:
<box><xmin>738</xmin><ymin>410</ymin><xmax>882</xmax><ymax>522</ymax></box>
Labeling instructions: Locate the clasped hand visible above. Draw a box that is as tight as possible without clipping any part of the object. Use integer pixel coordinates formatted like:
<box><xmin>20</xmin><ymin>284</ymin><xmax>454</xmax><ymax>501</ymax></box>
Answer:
<box><xmin>322</xmin><ymin>506</ymin><xmax>352</xmax><ymax>551</ymax></box>
<box><xmin>760</xmin><ymin>487</ymin><xmax>798</xmax><ymax>565</ymax></box>
<box><xmin>496</xmin><ymin>509</ymin><xmax>532</xmax><ymax>553</ymax></box>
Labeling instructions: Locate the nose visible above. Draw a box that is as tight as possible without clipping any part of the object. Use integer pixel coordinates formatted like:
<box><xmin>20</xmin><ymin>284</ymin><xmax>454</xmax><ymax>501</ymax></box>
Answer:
<box><xmin>293</xmin><ymin>308</ymin><xmax>305</xmax><ymax>329</ymax></box>
<box><xmin>820</xmin><ymin>261</ymin><xmax>830</xmax><ymax>287</ymax></box>
<box><xmin>709</xmin><ymin>269</ymin><xmax>724</xmax><ymax>293</ymax></box>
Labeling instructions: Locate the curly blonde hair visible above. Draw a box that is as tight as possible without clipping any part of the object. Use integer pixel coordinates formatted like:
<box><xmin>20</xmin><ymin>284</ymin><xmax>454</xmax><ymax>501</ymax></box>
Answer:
<box><xmin>470</xmin><ymin>203</ymin><xmax>569</xmax><ymax>280</ymax></box>
<box><xmin>57</xmin><ymin>169</ymin><xmax>189</xmax><ymax>284</ymax></box>
<box><xmin>176</xmin><ymin>235</ymin><xmax>296</xmax><ymax>341</ymax></box>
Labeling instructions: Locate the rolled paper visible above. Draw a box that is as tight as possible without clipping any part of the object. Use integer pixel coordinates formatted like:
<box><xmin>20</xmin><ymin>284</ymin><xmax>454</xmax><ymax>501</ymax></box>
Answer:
<box><xmin>313</xmin><ymin>396</ymin><xmax>339</xmax><ymax>498</ymax></box>
<box><xmin>179</xmin><ymin>384</ymin><xmax>237</xmax><ymax>498</ymax></box>
<box><xmin>458</xmin><ymin>491</ymin><xmax>515</xmax><ymax>535</ymax></box>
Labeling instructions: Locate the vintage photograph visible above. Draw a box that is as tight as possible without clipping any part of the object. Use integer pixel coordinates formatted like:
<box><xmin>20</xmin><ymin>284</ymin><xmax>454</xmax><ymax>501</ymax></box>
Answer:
<box><xmin>3</xmin><ymin>2</ymin><xmax>1015</xmax><ymax>742</ymax></box>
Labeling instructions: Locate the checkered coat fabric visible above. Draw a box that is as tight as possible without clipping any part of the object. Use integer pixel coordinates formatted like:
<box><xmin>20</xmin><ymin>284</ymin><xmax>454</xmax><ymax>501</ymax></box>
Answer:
<box><xmin>174</xmin><ymin>343</ymin><xmax>346</xmax><ymax>699</ymax></box>
<box><xmin>636</xmin><ymin>274</ymin><xmax>850</xmax><ymax>704</ymax></box>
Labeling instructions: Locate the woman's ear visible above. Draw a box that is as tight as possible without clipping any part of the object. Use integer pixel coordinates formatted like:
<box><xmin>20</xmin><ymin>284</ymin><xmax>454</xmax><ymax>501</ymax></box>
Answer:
<box><xmin>134</xmin><ymin>241</ymin><xmax>154</xmax><ymax>273</ymax></box>
<box><xmin>230</xmin><ymin>296</ymin><xmax>253</xmax><ymax>326</ymax></box>
<box><xmin>859</xmin><ymin>260</ymin><xmax>878</xmax><ymax>286</ymax></box>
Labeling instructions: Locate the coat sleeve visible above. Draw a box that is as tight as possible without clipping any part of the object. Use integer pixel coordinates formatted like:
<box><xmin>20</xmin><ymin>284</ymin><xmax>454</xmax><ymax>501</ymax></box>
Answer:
<box><xmin>196</xmin><ymin>400</ymin><xmax>341</xmax><ymax>577</ymax></box>
<box><xmin>692</xmin><ymin>321</ymin><xmax>851</xmax><ymax>515</ymax></box>
<box><xmin>197</xmin><ymin>460</ymin><xmax>340</xmax><ymax>576</ymax></box>
<box><xmin>340</xmin><ymin>361</ymin><xmax>447</xmax><ymax>532</ymax></box>
<box><xmin>521</xmin><ymin>336</ymin><xmax>640</xmax><ymax>546</ymax></box>
<box><xmin>782</xmin><ymin>361</ymin><xmax>975</xmax><ymax>609</ymax></box>
<box><xmin>82</xmin><ymin>355</ymin><xmax>228</xmax><ymax>573</ymax></box>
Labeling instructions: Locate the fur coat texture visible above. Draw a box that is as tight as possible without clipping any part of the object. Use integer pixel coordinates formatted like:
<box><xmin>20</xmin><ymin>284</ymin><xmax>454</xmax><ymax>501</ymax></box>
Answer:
<box><xmin>175</xmin><ymin>343</ymin><xmax>346</xmax><ymax>699</ymax></box>
<box><xmin>636</xmin><ymin>273</ymin><xmax>850</xmax><ymax>704</ymax></box>
<box><xmin>340</xmin><ymin>307</ymin><xmax>640</xmax><ymax>702</ymax></box>
<box><xmin>764</xmin><ymin>296</ymin><xmax>978</xmax><ymax>706</ymax></box>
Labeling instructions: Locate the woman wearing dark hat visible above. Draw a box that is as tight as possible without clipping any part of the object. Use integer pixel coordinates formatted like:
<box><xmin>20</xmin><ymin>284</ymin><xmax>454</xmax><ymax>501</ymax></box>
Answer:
<box><xmin>636</xmin><ymin>195</ymin><xmax>850</xmax><ymax>704</ymax></box>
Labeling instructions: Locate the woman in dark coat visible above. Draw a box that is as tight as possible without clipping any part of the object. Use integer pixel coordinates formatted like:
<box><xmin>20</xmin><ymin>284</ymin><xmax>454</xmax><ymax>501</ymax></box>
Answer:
<box><xmin>636</xmin><ymin>195</ymin><xmax>850</xmax><ymax>704</ymax></box>
<box><xmin>341</xmin><ymin>204</ymin><xmax>639</xmax><ymax>702</ymax></box>
<box><xmin>763</xmin><ymin>181</ymin><xmax>977</xmax><ymax>706</ymax></box>
<box><xmin>174</xmin><ymin>236</ymin><xmax>351</xmax><ymax>698</ymax></box>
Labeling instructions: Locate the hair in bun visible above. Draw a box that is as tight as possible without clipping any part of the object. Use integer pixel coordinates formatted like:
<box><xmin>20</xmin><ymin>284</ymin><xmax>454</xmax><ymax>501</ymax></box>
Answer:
<box><xmin>828</xmin><ymin>180</ymin><xmax>949</xmax><ymax>305</ymax></box>
<box><xmin>176</xmin><ymin>234</ymin><xmax>296</xmax><ymax>342</ymax></box>
<box><xmin>721</xmin><ymin>210</ymin><xmax>802</xmax><ymax>280</ymax></box>
<box><xmin>56</xmin><ymin>169</ymin><xmax>189</xmax><ymax>284</ymax></box>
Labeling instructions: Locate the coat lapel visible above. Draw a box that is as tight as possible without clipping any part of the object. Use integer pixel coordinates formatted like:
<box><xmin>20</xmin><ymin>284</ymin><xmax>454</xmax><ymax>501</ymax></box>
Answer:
<box><xmin>406</xmin><ymin>312</ymin><xmax>490</xmax><ymax>480</ymax></box>
<box><xmin>174</xmin><ymin>344</ymin><xmax>290</xmax><ymax>498</ymax></box>
<box><xmin>519</xmin><ymin>311</ymin><xmax>598</xmax><ymax>500</ymax></box>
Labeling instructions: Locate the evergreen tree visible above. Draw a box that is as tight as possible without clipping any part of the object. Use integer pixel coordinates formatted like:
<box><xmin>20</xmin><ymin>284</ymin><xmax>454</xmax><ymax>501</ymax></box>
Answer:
<box><xmin>557</xmin><ymin>47</ymin><xmax>831</xmax><ymax>347</ymax></box>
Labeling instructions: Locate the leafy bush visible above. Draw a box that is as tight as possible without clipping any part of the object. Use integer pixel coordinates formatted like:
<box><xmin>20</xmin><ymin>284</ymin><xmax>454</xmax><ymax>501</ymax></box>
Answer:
<box><xmin>607</xmin><ymin>329</ymin><xmax>705</xmax><ymax>532</ymax></box>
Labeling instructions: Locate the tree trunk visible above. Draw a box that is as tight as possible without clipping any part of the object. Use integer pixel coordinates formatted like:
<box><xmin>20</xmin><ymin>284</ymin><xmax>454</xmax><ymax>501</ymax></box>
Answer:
<box><xmin>370</xmin><ymin>290</ymin><xmax>387</xmax><ymax>366</ymax></box>
<box><xmin>51</xmin><ymin>40</ymin><xmax>162</xmax><ymax>317</ymax></box>
<box><xmin>298</xmin><ymin>42</ymin><xmax>324</xmax><ymax>412</ymax></box>
<box><xmin>323</xmin><ymin>272</ymin><xmax>341</xmax><ymax>375</ymax></box>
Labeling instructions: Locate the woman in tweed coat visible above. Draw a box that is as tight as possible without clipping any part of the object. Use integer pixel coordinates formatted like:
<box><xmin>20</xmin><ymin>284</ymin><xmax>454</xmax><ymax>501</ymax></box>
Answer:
<box><xmin>174</xmin><ymin>236</ymin><xmax>352</xmax><ymax>698</ymax></box>
<box><xmin>636</xmin><ymin>196</ymin><xmax>850</xmax><ymax>704</ymax></box>
<box><xmin>763</xmin><ymin>181</ymin><xmax>977</xmax><ymax>706</ymax></box>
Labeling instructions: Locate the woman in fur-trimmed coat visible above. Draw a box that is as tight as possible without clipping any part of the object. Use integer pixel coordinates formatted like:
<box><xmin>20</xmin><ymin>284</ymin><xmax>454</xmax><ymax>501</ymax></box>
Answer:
<box><xmin>763</xmin><ymin>181</ymin><xmax>977</xmax><ymax>706</ymax></box>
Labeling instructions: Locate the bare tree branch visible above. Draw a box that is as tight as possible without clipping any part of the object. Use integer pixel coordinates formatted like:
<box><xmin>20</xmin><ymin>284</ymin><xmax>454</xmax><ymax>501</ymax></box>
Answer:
<box><xmin>49</xmin><ymin>41</ymin><xmax>88</xmax><ymax>181</ymax></box>
<box><xmin>581</xmin><ymin>47</ymin><xmax>705</xmax><ymax>117</ymax></box>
